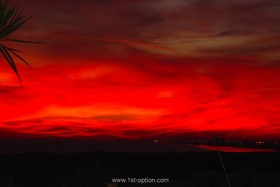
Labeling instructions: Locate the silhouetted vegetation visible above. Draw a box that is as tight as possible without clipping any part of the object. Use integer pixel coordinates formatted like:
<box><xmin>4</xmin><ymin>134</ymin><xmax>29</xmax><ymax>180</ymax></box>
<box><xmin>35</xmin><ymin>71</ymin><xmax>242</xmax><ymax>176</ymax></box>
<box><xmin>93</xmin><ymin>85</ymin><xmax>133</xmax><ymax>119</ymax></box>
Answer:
<box><xmin>0</xmin><ymin>152</ymin><xmax>280</xmax><ymax>186</ymax></box>
<box><xmin>0</xmin><ymin>0</ymin><xmax>41</xmax><ymax>84</ymax></box>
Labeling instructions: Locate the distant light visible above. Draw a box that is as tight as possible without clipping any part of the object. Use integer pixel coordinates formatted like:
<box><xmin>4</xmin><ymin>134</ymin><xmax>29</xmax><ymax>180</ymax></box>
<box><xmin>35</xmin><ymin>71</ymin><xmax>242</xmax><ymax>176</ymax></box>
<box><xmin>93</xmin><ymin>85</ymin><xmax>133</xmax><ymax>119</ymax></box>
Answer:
<box><xmin>256</xmin><ymin>141</ymin><xmax>264</xmax><ymax>145</ymax></box>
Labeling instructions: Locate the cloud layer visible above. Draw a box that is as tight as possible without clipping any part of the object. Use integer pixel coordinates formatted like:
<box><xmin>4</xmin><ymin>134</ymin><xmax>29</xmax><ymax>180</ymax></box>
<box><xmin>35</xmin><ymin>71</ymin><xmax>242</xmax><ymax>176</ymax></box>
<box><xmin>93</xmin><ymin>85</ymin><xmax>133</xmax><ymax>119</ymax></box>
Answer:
<box><xmin>1</xmin><ymin>57</ymin><xmax>280</xmax><ymax>140</ymax></box>
<box><xmin>11</xmin><ymin>0</ymin><xmax>280</xmax><ymax>62</ymax></box>
<box><xmin>0</xmin><ymin>0</ymin><xmax>279</xmax><ymax>143</ymax></box>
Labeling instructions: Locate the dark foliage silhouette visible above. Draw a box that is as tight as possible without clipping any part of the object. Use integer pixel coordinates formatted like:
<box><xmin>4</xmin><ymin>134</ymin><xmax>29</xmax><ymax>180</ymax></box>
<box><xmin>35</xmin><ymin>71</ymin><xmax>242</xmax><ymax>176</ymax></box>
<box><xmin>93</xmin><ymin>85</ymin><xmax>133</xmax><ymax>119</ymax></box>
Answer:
<box><xmin>0</xmin><ymin>0</ymin><xmax>41</xmax><ymax>84</ymax></box>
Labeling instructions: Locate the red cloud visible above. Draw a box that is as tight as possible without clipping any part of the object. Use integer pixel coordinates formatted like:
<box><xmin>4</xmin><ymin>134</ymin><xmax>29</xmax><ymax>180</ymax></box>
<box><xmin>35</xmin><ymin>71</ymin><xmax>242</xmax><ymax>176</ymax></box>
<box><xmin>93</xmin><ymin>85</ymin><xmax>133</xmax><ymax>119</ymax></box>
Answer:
<box><xmin>1</xmin><ymin>57</ymin><xmax>280</xmax><ymax>140</ymax></box>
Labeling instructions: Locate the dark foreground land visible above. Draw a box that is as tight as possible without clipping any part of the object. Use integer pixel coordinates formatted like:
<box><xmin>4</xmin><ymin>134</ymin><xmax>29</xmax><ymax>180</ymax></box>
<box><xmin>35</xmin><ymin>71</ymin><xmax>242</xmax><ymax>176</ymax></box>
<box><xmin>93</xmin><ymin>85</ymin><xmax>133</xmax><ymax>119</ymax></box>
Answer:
<box><xmin>0</xmin><ymin>152</ymin><xmax>280</xmax><ymax>187</ymax></box>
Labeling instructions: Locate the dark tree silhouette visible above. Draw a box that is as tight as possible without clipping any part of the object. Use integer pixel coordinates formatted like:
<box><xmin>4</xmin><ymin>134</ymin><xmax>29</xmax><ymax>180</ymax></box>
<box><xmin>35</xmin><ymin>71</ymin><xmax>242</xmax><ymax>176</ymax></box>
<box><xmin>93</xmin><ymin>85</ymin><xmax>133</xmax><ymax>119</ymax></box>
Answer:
<box><xmin>0</xmin><ymin>0</ymin><xmax>40</xmax><ymax>84</ymax></box>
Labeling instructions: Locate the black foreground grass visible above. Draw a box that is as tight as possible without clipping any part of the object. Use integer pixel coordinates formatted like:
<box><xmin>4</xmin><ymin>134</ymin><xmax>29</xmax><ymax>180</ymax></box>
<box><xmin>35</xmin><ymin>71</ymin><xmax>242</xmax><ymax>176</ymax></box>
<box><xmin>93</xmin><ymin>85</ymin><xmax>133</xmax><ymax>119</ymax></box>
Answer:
<box><xmin>0</xmin><ymin>152</ymin><xmax>280</xmax><ymax>187</ymax></box>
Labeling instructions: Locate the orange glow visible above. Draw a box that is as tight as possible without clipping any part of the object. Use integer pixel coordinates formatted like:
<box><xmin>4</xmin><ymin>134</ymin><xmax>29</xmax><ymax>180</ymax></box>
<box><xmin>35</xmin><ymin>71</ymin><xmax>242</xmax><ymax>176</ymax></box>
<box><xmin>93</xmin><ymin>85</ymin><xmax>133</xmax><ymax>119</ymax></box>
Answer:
<box><xmin>1</xmin><ymin>0</ymin><xmax>280</xmax><ymax>145</ymax></box>
<box><xmin>1</xmin><ymin>57</ymin><xmax>280</xmax><ymax>140</ymax></box>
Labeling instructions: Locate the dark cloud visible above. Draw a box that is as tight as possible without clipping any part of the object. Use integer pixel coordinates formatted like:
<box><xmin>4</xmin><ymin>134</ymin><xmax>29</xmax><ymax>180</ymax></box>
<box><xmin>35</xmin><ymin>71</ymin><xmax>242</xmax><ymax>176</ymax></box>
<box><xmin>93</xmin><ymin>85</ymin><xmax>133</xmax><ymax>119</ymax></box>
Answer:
<box><xmin>10</xmin><ymin>0</ymin><xmax>278</xmax><ymax>61</ymax></box>
<box><xmin>4</xmin><ymin>119</ymin><xmax>43</xmax><ymax>126</ymax></box>
<box><xmin>91</xmin><ymin>115</ymin><xmax>137</xmax><ymax>121</ymax></box>
<box><xmin>0</xmin><ymin>86</ymin><xmax>19</xmax><ymax>95</ymax></box>
<box><xmin>218</xmin><ymin>30</ymin><xmax>250</xmax><ymax>36</ymax></box>
<box><xmin>42</xmin><ymin>126</ymin><xmax>73</xmax><ymax>132</ymax></box>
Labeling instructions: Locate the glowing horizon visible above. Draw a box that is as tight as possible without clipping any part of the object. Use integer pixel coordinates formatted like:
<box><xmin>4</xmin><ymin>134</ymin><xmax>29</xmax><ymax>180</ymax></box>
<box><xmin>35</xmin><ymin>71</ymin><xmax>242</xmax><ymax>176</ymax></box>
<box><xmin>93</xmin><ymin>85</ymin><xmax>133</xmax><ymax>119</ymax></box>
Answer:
<box><xmin>1</xmin><ymin>0</ymin><xmax>280</xmax><ymax>143</ymax></box>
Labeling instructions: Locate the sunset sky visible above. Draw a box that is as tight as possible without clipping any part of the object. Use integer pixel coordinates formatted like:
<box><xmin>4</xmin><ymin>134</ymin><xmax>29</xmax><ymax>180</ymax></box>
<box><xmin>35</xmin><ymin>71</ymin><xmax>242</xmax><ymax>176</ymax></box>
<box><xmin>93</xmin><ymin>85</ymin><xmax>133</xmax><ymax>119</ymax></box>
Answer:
<box><xmin>0</xmin><ymin>0</ymin><xmax>280</xmax><ymax>151</ymax></box>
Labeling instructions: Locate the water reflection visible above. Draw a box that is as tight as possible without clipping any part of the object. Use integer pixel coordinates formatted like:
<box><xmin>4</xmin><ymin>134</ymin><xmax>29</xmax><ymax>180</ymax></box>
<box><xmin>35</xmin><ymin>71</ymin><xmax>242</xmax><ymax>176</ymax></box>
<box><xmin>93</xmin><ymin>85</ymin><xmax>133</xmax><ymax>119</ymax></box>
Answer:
<box><xmin>196</xmin><ymin>144</ymin><xmax>277</xmax><ymax>152</ymax></box>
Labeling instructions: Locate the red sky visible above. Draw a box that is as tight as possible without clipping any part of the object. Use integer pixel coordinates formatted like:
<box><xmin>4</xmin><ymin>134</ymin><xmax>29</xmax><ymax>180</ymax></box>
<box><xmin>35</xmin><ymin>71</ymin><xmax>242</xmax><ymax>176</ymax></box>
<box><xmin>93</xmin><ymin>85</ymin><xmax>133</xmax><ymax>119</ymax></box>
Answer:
<box><xmin>0</xmin><ymin>0</ymin><xmax>280</xmax><ymax>144</ymax></box>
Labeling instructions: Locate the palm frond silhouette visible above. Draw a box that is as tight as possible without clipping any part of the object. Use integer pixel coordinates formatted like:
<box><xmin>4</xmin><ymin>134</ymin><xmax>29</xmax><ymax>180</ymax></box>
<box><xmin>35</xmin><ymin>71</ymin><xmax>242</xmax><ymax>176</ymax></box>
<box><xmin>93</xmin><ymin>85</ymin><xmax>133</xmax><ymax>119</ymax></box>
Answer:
<box><xmin>0</xmin><ymin>0</ymin><xmax>41</xmax><ymax>85</ymax></box>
